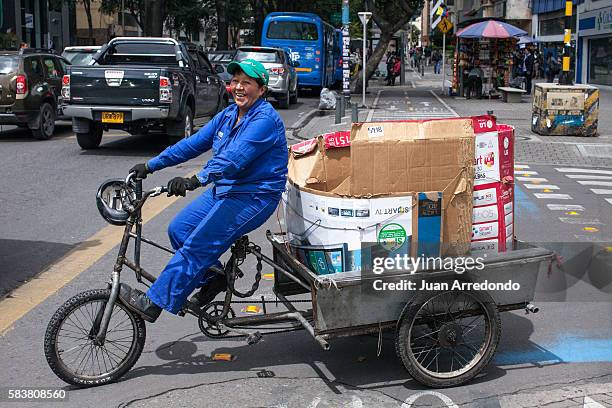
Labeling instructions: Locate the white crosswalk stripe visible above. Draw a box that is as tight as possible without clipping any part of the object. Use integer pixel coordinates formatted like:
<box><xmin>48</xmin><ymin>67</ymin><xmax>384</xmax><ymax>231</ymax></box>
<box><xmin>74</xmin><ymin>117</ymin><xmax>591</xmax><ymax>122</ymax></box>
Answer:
<box><xmin>565</xmin><ymin>174</ymin><xmax>612</xmax><ymax>180</ymax></box>
<box><xmin>517</xmin><ymin>171</ymin><xmax>539</xmax><ymax>175</ymax></box>
<box><xmin>523</xmin><ymin>184</ymin><xmax>560</xmax><ymax>190</ymax></box>
<box><xmin>556</xmin><ymin>168</ymin><xmax>612</xmax><ymax>175</ymax></box>
<box><xmin>534</xmin><ymin>193</ymin><xmax>573</xmax><ymax>199</ymax></box>
<box><xmin>554</xmin><ymin>167</ymin><xmax>612</xmax><ymax>206</ymax></box>
<box><xmin>577</xmin><ymin>180</ymin><xmax>612</xmax><ymax>187</ymax></box>
<box><xmin>547</xmin><ymin>204</ymin><xmax>584</xmax><ymax>211</ymax></box>
<box><xmin>516</xmin><ymin>177</ymin><xmax>547</xmax><ymax>182</ymax></box>
<box><xmin>514</xmin><ymin>164</ymin><xmax>530</xmax><ymax>169</ymax></box>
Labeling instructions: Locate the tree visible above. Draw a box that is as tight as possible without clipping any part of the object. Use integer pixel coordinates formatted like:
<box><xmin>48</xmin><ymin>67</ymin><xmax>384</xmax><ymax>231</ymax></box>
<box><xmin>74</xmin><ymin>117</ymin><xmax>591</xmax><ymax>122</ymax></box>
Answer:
<box><xmin>143</xmin><ymin>0</ymin><xmax>167</xmax><ymax>36</ymax></box>
<box><xmin>100</xmin><ymin>0</ymin><xmax>146</xmax><ymax>33</ymax></box>
<box><xmin>215</xmin><ymin>0</ymin><xmax>229</xmax><ymax>49</ymax></box>
<box><xmin>165</xmin><ymin>0</ymin><xmax>214</xmax><ymax>40</ymax></box>
<box><xmin>58</xmin><ymin>0</ymin><xmax>96</xmax><ymax>43</ymax></box>
<box><xmin>352</xmin><ymin>0</ymin><xmax>424</xmax><ymax>92</ymax></box>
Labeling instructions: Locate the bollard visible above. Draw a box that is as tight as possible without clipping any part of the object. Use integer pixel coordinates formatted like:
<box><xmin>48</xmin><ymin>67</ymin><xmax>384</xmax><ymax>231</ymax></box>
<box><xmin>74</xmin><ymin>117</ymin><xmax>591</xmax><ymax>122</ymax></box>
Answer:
<box><xmin>352</xmin><ymin>104</ymin><xmax>358</xmax><ymax>123</ymax></box>
<box><xmin>335</xmin><ymin>95</ymin><xmax>341</xmax><ymax>124</ymax></box>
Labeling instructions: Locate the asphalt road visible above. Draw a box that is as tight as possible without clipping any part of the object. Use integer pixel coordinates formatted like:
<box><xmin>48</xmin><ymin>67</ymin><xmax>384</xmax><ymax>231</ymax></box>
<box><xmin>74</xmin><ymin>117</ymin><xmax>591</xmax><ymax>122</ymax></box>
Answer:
<box><xmin>0</xmin><ymin>84</ymin><xmax>611</xmax><ymax>408</ymax></box>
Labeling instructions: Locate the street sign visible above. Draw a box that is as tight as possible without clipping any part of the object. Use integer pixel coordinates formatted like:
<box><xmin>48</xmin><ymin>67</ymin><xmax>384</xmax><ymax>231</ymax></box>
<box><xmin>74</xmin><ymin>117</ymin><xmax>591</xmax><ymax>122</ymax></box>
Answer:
<box><xmin>431</xmin><ymin>0</ymin><xmax>443</xmax><ymax>20</ymax></box>
<box><xmin>437</xmin><ymin>17</ymin><xmax>453</xmax><ymax>33</ymax></box>
<box><xmin>358</xmin><ymin>12</ymin><xmax>372</xmax><ymax>25</ymax></box>
<box><xmin>432</xmin><ymin>15</ymin><xmax>442</xmax><ymax>30</ymax></box>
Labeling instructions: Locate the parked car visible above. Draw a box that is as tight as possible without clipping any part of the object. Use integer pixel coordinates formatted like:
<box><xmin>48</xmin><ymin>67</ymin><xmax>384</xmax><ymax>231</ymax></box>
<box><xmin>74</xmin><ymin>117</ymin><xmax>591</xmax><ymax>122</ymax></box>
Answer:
<box><xmin>207</xmin><ymin>50</ymin><xmax>234</xmax><ymax>83</ymax></box>
<box><xmin>61</xmin><ymin>46</ymin><xmax>101</xmax><ymax>66</ymax></box>
<box><xmin>0</xmin><ymin>48</ymin><xmax>71</xmax><ymax>139</ymax></box>
<box><xmin>233</xmin><ymin>46</ymin><xmax>298</xmax><ymax>109</ymax></box>
<box><xmin>62</xmin><ymin>37</ymin><xmax>228</xmax><ymax>149</ymax></box>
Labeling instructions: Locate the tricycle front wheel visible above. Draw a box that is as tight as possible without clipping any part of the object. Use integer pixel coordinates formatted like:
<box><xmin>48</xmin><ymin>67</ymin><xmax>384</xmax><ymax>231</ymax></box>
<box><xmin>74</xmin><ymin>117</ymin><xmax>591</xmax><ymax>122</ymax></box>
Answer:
<box><xmin>44</xmin><ymin>289</ymin><xmax>146</xmax><ymax>387</ymax></box>
<box><xmin>395</xmin><ymin>289</ymin><xmax>501</xmax><ymax>388</ymax></box>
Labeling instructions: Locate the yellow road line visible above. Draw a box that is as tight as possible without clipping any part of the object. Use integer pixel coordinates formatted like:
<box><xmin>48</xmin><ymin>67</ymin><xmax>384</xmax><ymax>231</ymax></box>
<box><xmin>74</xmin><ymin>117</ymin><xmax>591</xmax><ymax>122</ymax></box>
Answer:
<box><xmin>0</xmin><ymin>190</ymin><xmax>182</xmax><ymax>336</ymax></box>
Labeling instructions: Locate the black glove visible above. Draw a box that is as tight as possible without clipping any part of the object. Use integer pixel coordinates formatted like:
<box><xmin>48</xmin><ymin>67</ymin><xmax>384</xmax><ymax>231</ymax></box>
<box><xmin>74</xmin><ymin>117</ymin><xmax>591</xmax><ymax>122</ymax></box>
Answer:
<box><xmin>130</xmin><ymin>163</ymin><xmax>151</xmax><ymax>179</ymax></box>
<box><xmin>167</xmin><ymin>175</ymin><xmax>201</xmax><ymax>197</ymax></box>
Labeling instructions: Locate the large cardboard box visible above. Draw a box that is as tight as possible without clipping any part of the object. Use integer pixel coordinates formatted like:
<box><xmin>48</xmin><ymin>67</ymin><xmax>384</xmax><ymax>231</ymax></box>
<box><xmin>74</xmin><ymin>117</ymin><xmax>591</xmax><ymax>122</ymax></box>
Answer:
<box><xmin>286</xmin><ymin>132</ymin><xmax>417</xmax><ymax>274</ymax></box>
<box><xmin>350</xmin><ymin>119</ymin><xmax>475</xmax><ymax>255</ymax></box>
<box><xmin>285</xmin><ymin>119</ymin><xmax>475</xmax><ymax>275</ymax></box>
<box><xmin>531</xmin><ymin>83</ymin><xmax>599</xmax><ymax>136</ymax></box>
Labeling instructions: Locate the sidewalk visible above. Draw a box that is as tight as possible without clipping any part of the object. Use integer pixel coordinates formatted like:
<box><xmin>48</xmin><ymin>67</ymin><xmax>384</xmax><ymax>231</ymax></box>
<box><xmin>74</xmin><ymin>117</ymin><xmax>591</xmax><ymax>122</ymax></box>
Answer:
<box><xmin>296</xmin><ymin>66</ymin><xmax>612</xmax><ymax>168</ymax></box>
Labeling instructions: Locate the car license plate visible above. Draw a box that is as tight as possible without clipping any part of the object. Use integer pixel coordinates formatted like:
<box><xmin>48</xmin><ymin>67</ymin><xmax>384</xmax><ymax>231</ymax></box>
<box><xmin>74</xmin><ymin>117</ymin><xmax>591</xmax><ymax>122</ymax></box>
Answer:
<box><xmin>101</xmin><ymin>112</ymin><xmax>124</xmax><ymax>123</ymax></box>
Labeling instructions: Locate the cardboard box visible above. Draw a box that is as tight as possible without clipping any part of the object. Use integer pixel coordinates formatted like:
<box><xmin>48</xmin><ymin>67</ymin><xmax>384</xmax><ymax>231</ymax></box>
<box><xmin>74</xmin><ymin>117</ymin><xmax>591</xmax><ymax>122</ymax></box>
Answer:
<box><xmin>285</xmin><ymin>121</ymin><xmax>475</xmax><ymax>275</ymax></box>
<box><xmin>349</xmin><ymin>119</ymin><xmax>475</xmax><ymax>255</ymax></box>
<box><xmin>472</xmin><ymin>116</ymin><xmax>514</xmax><ymax>186</ymax></box>
<box><xmin>531</xmin><ymin>83</ymin><xmax>599</xmax><ymax>137</ymax></box>
<box><xmin>471</xmin><ymin>120</ymin><xmax>515</xmax><ymax>253</ymax></box>
<box><xmin>286</xmin><ymin>133</ymin><xmax>416</xmax><ymax>274</ymax></box>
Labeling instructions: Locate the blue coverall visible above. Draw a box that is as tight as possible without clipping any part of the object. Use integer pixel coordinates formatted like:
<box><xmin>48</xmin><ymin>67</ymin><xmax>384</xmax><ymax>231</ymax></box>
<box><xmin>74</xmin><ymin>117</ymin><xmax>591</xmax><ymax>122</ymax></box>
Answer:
<box><xmin>145</xmin><ymin>99</ymin><xmax>288</xmax><ymax>313</ymax></box>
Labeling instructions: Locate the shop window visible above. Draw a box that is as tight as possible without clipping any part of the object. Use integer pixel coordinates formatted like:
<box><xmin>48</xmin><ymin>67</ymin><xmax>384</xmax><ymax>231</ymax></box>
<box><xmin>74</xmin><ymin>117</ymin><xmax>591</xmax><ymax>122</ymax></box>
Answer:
<box><xmin>589</xmin><ymin>37</ymin><xmax>612</xmax><ymax>86</ymax></box>
<box><xmin>539</xmin><ymin>11</ymin><xmax>576</xmax><ymax>36</ymax></box>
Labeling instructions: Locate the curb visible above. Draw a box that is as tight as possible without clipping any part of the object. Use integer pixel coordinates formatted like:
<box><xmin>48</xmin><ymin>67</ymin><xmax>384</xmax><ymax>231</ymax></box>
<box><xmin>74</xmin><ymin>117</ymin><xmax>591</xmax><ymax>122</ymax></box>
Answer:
<box><xmin>290</xmin><ymin>109</ymin><xmax>334</xmax><ymax>140</ymax></box>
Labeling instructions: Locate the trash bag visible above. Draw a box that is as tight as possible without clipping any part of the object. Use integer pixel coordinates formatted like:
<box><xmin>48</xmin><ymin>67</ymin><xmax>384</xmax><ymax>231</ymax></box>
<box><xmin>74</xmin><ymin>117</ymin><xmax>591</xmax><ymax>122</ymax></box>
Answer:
<box><xmin>318</xmin><ymin>88</ymin><xmax>337</xmax><ymax>110</ymax></box>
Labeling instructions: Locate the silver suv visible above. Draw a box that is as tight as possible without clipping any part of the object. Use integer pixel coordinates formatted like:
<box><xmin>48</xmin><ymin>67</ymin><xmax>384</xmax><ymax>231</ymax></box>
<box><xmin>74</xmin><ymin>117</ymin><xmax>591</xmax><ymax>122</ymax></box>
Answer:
<box><xmin>233</xmin><ymin>46</ymin><xmax>298</xmax><ymax>109</ymax></box>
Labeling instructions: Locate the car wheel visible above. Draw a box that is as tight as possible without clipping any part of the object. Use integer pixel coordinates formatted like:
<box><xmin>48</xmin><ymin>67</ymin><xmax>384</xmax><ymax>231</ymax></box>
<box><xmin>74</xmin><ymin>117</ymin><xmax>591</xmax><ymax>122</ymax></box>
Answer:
<box><xmin>31</xmin><ymin>102</ymin><xmax>55</xmax><ymax>140</ymax></box>
<box><xmin>76</xmin><ymin>122</ymin><xmax>103</xmax><ymax>149</ymax></box>
<box><xmin>278</xmin><ymin>89</ymin><xmax>290</xmax><ymax>109</ymax></box>
<box><xmin>183</xmin><ymin>106</ymin><xmax>194</xmax><ymax>138</ymax></box>
<box><xmin>290</xmin><ymin>85</ymin><xmax>298</xmax><ymax>104</ymax></box>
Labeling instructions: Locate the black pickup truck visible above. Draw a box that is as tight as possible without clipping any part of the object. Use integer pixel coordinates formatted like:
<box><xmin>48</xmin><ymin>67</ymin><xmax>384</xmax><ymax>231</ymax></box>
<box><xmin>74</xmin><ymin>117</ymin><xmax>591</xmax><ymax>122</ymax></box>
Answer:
<box><xmin>62</xmin><ymin>37</ymin><xmax>228</xmax><ymax>149</ymax></box>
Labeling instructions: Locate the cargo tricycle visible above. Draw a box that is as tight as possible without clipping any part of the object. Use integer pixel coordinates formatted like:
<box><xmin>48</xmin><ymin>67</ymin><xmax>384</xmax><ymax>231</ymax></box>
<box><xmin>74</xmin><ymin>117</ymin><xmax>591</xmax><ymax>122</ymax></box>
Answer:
<box><xmin>44</xmin><ymin>173</ymin><xmax>553</xmax><ymax>388</ymax></box>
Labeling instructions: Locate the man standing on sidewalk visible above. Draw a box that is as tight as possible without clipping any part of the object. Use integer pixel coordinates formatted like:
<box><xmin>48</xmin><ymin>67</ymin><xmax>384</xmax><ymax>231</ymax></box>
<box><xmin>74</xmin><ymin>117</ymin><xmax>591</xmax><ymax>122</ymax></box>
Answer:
<box><xmin>432</xmin><ymin>49</ymin><xmax>442</xmax><ymax>74</ymax></box>
<box><xmin>523</xmin><ymin>48</ymin><xmax>535</xmax><ymax>95</ymax></box>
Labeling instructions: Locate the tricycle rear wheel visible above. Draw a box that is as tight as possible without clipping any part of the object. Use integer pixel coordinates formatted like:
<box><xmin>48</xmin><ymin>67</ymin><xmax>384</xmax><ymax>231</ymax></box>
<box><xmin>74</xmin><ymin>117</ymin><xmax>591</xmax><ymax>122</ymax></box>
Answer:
<box><xmin>395</xmin><ymin>289</ymin><xmax>501</xmax><ymax>388</ymax></box>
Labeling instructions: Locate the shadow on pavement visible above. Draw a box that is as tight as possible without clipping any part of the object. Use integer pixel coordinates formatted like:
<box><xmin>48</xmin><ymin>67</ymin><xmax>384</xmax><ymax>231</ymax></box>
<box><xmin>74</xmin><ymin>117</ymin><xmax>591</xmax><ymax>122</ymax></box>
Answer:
<box><xmin>120</xmin><ymin>309</ymin><xmax>561</xmax><ymax>392</ymax></box>
<box><xmin>0</xmin><ymin>238</ymin><xmax>76</xmax><ymax>297</ymax></box>
<box><xmin>0</xmin><ymin>124</ymin><xmax>73</xmax><ymax>141</ymax></box>
<box><xmin>78</xmin><ymin>133</ymin><xmax>172</xmax><ymax>157</ymax></box>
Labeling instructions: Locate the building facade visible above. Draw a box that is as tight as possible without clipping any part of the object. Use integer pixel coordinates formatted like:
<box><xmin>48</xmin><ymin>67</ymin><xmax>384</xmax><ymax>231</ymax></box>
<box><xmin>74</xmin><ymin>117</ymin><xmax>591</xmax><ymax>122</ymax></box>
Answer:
<box><xmin>531</xmin><ymin>0</ymin><xmax>582</xmax><ymax>82</ymax></box>
<box><xmin>0</xmin><ymin>0</ymin><xmax>72</xmax><ymax>52</ymax></box>
<box><xmin>576</xmin><ymin>0</ymin><xmax>612</xmax><ymax>85</ymax></box>
<box><xmin>449</xmin><ymin>0</ymin><xmax>532</xmax><ymax>32</ymax></box>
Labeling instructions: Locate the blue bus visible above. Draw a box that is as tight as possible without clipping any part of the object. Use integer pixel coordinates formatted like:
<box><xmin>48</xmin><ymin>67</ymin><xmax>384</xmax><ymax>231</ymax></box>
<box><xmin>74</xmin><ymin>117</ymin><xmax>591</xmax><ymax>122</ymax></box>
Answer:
<box><xmin>262</xmin><ymin>12</ymin><xmax>336</xmax><ymax>89</ymax></box>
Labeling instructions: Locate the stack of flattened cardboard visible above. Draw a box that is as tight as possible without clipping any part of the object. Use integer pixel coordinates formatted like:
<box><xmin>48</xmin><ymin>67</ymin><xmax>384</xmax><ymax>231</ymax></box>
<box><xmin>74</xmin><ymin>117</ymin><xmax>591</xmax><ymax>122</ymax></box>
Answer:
<box><xmin>284</xmin><ymin>119</ymin><xmax>475</xmax><ymax>275</ymax></box>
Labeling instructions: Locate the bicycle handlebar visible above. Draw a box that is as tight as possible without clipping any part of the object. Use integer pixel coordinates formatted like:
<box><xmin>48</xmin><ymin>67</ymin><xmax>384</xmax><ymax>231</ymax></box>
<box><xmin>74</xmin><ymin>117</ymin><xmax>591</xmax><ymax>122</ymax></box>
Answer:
<box><xmin>125</xmin><ymin>171</ymin><xmax>168</xmax><ymax>197</ymax></box>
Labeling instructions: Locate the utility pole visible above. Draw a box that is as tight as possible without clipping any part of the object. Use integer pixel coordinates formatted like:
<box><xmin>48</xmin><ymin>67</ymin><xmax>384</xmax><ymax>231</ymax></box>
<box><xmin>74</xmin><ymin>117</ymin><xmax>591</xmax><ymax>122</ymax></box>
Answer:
<box><xmin>342</xmin><ymin>0</ymin><xmax>351</xmax><ymax>104</ymax></box>
<box><xmin>121</xmin><ymin>0</ymin><xmax>125</xmax><ymax>35</ymax></box>
<box><xmin>358</xmin><ymin>12</ymin><xmax>372</xmax><ymax>107</ymax></box>
<box><xmin>559</xmin><ymin>0</ymin><xmax>573</xmax><ymax>85</ymax></box>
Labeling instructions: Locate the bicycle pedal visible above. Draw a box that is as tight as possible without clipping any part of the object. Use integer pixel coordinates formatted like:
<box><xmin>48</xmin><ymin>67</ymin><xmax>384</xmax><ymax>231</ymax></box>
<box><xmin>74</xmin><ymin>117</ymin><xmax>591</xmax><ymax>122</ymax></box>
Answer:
<box><xmin>246</xmin><ymin>331</ymin><xmax>263</xmax><ymax>345</ymax></box>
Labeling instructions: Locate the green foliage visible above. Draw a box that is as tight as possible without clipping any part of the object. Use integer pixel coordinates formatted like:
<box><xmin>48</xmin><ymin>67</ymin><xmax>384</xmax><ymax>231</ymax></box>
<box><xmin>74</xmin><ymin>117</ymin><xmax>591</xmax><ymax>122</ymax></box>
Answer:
<box><xmin>99</xmin><ymin>0</ymin><xmax>145</xmax><ymax>30</ymax></box>
<box><xmin>165</xmin><ymin>0</ymin><xmax>214</xmax><ymax>37</ymax></box>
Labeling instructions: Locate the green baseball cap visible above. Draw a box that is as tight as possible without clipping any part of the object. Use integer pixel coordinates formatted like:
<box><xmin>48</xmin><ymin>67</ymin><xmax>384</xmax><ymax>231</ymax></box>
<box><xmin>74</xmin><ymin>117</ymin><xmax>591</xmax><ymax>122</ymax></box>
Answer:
<box><xmin>227</xmin><ymin>59</ymin><xmax>269</xmax><ymax>86</ymax></box>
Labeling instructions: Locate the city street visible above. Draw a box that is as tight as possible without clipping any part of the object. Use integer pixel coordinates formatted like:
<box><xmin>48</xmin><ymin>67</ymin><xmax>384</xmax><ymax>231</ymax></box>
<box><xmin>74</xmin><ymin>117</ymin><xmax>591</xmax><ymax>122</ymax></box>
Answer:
<box><xmin>1</xmin><ymin>69</ymin><xmax>611</xmax><ymax>407</ymax></box>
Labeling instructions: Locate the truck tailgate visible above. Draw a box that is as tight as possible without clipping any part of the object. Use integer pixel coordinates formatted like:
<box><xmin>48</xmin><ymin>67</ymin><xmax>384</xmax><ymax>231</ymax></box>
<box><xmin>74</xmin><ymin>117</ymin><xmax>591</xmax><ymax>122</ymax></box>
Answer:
<box><xmin>69</xmin><ymin>67</ymin><xmax>162</xmax><ymax>106</ymax></box>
